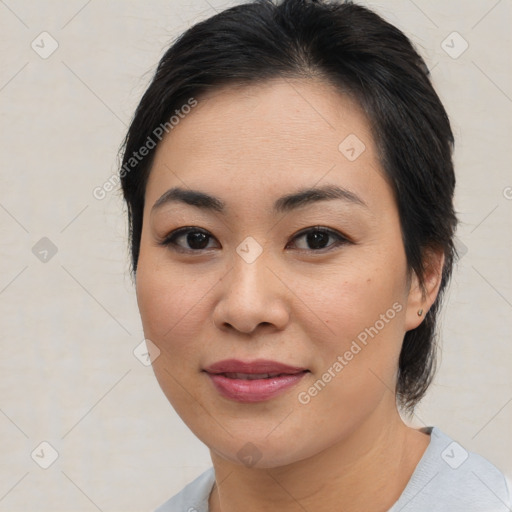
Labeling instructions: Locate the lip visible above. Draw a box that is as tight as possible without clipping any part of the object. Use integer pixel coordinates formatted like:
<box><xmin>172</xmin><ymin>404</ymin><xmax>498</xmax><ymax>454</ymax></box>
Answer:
<box><xmin>203</xmin><ymin>359</ymin><xmax>309</xmax><ymax>403</ymax></box>
<box><xmin>204</xmin><ymin>359</ymin><xmax>307</xmax><ymax>375</ymax></box>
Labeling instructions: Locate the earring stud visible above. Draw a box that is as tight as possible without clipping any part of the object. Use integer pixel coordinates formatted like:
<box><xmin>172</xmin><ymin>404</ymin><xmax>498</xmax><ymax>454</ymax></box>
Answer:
<box><xmin>417</xmin><ymin>308</ymin><xmax>423</xmax><ymax>316</ymax></box>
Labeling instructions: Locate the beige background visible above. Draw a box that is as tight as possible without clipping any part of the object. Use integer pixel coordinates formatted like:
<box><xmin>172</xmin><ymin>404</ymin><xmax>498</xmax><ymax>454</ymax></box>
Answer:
<box><xmin>0</xmin><ymin>0</ymin><xmax>511</xmax><ymax>510</ymax></box>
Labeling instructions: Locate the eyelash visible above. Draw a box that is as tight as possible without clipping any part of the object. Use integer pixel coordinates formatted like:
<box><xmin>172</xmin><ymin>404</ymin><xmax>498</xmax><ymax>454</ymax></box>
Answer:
<box><xmin>157</xmin><ymin>226</ymin><xmax>351</xmax><ymax>254</ymax></box>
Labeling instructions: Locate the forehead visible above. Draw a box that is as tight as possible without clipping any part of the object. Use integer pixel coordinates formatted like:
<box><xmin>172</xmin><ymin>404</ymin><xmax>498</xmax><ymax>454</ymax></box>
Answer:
<box><xmin>158</xmin><ymin>78</ymin><xmax>372</xmax><ymax>159</ymax></box>
<box><xmin>145</xmin><ymin>77</ymin><xmax>387</xmax><ymax>212</ymax></box>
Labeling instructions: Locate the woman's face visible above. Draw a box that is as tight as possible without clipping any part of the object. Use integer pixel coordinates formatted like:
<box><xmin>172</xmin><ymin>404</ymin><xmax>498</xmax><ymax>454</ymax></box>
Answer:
<box><xmin>136</xmin><ymin>78</ymin><xmax>425</xmax><ymax>468</ymax></box>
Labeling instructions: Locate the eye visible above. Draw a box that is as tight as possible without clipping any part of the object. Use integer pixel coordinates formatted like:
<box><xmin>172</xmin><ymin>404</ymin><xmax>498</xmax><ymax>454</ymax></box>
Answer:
<box><xmin>158</xmin><ymin>227</ymin><xmax>218</xmax><ymax>252</ymax></box>
<box><xmin>286</xmin><ymin>226</ymin><xmax>350</xmax><ymax>252</ymax></box>
<box><xmin>158</xmin><ymin>226</ymin><xmax>350</xmax><ymax>253</ymax></box>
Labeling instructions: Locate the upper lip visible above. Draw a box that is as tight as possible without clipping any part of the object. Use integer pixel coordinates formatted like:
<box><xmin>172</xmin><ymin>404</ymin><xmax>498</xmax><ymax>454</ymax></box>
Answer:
<box><xmin>203</xmin><ymin>359</ymin><xmax>308</xmax><ymax>375</ymax></box>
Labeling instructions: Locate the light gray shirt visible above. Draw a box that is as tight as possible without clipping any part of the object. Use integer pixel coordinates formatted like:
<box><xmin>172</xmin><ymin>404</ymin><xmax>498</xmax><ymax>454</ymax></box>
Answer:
<box><xmin>155</xmin><ymin>426</ymin><xmax>512</xmax><ymax>511</ymax></box>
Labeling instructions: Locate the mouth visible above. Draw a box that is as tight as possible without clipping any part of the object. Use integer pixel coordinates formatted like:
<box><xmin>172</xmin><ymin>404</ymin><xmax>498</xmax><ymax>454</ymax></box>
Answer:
<box><xmin>203</xmin><ymin>358</ymin><xmax>308</xmax><ymax>375</ymax></box>
<box><xmin>203</xmin><ymin>359</ymin><xmax>309</xmax><ymax>402</ymax></box>
<box><xmin>220</xmin><ymin>372</ymin><xmax>301</xmax><ymax>380</ymax></box>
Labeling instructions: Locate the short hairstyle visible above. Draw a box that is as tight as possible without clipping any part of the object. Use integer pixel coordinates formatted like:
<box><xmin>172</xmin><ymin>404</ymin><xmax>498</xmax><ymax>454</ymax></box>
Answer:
<box><xmin>119</xmin><ymin>0</ymin><xmax>458</xmax><ymax>415</ymax></box>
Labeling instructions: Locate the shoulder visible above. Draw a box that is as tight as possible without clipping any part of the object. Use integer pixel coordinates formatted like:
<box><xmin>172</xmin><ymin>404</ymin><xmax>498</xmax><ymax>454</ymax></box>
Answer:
<box><xmin>389</xmin><ymin>426</ymin><xmax>511</xmax><ymax>512</ymax></box>
<box><xmin>154</xmin><ymin>467</ymin><xmax>215</xmax><ymax>512</ymax></box>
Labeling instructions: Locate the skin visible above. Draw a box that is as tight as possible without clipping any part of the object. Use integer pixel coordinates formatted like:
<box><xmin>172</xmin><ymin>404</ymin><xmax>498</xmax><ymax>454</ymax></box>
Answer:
<box><xmin>135</xmin><ymin>78</ymin><xmax>444</xmax><ymax>512</ymax></box>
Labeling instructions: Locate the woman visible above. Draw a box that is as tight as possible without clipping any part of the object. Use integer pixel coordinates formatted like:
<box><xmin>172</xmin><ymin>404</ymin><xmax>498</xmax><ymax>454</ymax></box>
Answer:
<box><xmin>119</xmin><ymin>0</ymin><xmax>511</xmax><ymax>510</ymax></box>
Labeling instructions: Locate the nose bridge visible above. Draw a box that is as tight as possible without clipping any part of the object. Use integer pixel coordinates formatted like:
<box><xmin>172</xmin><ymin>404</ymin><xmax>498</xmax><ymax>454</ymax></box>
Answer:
<box><xmin>235</xmin><ymin>235</ymin><xmax>266</xmax><ymax>266</ymax></box>
<box><xmin>230</xmin><ymin>234</ymin><xmax>271</xmax><ymax>297</ymax></box>
<box><xmin>214</xmin><ymin>234</ymin><xmax>289</xmax><ymax>333</ymax></box>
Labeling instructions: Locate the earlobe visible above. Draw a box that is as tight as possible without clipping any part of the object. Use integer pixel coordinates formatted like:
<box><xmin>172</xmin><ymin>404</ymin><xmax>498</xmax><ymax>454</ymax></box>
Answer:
<box><xmin>404</xmin><ymin>249</ymin><xmax>445</xmax><ymax>331</ymax></box>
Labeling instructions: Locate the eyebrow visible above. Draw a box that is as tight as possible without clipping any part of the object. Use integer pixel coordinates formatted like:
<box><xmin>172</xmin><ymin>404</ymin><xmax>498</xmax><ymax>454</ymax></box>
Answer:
<box><xmin>151</xmin><ymin>184</ymin><xmax>367</xmax><ymax>215</ymax></box>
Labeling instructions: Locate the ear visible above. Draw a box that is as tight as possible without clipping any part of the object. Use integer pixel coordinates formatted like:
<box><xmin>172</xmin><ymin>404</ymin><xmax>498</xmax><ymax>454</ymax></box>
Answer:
<box><xmin>404</xmin><ymin>247</ymin><xmax>445</xmax><ymax>331</ymax></box>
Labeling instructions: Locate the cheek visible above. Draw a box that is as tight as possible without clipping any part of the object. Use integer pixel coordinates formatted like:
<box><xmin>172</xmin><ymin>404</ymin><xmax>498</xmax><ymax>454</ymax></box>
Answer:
<box><xmin>135</xmin><ymin>257</ymin><xmax>216</xmax><ymax>422</ymax></box>
<box><xmin>135</xmin><ymin>252</ymin><xmax>212</xmax><ymax>366</ymax></box>
<box><xmin>304</xmin><ymin>252</ymin><xmax>407</xmax><ymax>350</ymax></box>
<box><xmin>297</xmin><ymin>253</ymin><xmax>408</xmax><ymax>405</ymax></box>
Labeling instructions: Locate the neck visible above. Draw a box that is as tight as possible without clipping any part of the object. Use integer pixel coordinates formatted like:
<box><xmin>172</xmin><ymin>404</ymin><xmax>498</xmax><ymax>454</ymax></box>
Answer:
<box><xmin>208</xmin><ymin>402</ymin><xmax>430</xmax><ymax>512</ymax></box>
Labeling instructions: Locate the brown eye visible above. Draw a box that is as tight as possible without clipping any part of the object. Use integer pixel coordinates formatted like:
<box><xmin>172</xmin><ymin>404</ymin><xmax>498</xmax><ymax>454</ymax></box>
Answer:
<box><xmin>159</xmin><ymin>227</ymin><xmax>218</xmax><ymax>252</ymax></box>
<box><xmin>159</xmin><ymin>225</ymin><xmax>350</xmax><ymax>254</ymax></box>
<box><xmin>288</xmin><ymin>227</ymin><xmax>350</xmax><ymax>252</ymax></box>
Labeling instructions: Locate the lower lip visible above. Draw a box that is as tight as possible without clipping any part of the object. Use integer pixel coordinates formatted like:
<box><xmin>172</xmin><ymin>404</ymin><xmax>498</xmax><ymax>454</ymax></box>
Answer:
<box><xmin>206</xmin><ymin>372</ymin><xmax>308</xmax><ymax>403</ymax></box>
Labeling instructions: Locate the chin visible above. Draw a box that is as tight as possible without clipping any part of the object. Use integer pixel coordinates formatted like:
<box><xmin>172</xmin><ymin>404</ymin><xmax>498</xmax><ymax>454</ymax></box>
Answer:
<box><xmin>210</xmin><ymin>437</ymin><xmax>312</xmax><ymax>470</ymax></box>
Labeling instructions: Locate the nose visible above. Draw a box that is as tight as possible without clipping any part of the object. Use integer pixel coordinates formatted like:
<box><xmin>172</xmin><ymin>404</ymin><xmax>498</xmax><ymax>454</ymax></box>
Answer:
<box><xmin>212</xmin><ymin>246</ymin><xmax>290</xmax><ymax>335</ymax></box>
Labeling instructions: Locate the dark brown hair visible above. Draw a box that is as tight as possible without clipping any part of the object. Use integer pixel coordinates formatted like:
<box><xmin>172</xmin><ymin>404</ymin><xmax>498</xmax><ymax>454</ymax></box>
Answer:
<box><xmin>119</xmin><ymin>0</ymin><xmax>458</xmax><ymax>415</ymax></box>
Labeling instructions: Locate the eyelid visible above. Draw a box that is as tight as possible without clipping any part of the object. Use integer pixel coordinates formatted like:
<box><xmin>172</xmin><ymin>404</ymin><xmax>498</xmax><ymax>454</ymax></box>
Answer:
<box><xmin>286</xmin><ymin>226</ymin><xmax>351</xmax><ymax>251</ymax></box>
<box><xmin>158</xmin><ymin>226</ymin><xmax>217</xmax><ymax>252</ymax></box>
<box><xmin>158</xmin><ymin>225</ymin><xmax>351</xmax><ymax>253</ymax></box>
